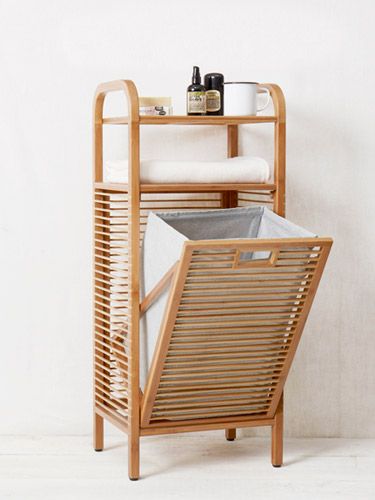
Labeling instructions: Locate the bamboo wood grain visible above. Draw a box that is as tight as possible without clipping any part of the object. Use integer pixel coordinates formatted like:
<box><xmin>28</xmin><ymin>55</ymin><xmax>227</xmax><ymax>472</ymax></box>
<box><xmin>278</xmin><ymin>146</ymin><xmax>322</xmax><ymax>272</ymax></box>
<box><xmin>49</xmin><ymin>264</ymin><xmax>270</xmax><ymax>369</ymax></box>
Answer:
<box><xmin>102</xmin><ymin>115</ymin><xmax>277</xmax><ymax>125</ymax></box>
<box><xmin>94</xmin><ymin>412</ymin><xmax>104</xmax><ymax>452</ymax></box>
<box><xmin>95</xmin><ymin>404</ymin><xmax>128</xmax><ymax>432</ymax></box>
<box><xmin>156</xmin><ymin>381</ymin><xmax>277</xmax><ymax>393</ymax></box>
<box><xmin>222</xmin><ymin>124</ymin><xmax>239</xmax><ymax>209</ymax></box>
<box><xmin>92</xmin><ymin>192</ymin><xmax>109</xmax><ymax>452</ymax></box>
<box><xmin>94</xmin><ymin>181</ymin><xmax>277</xmax><ymax>193</ymax></box>
<box><xmin>265</xmin><ymin>241</ymin><xmax>332</xmax><ymax>417</ymax></box>
<box><xmin>141</xmin><ymin>246</ymin><xmax>193</xmax><ymax>426</ymax></box>
<box><xmin>93</xmin><ymin>80</ymin><xmax>141</xmax><ymax>480</ymax></box>
<box><xmin>141</xmin><ymin>416</ymin><xmax>274</xmax><ymax>435</ymax></box>
<box><xmin>225</xmin><ymin>428</ymin><xmax>237</xmax><ymax>441</ymax></box>
<box><xmin>92</xmin><ymin>79</ymin><xmax>331</xmax><ymax>480</ymax></box>
<box><xmin>150</xmin><ymin>408</ymin><xmax>269</xmax><ymax>420</ymax></box>
<box><xmin>261</xmin><ymin>84</ymin><xmax>286</xmax><ymax>217</ymax></box>
<box><xmin>143</xmin><ymin>239</ymin><xmax>331</xmax><ymax>427</ymax></box>
<box><xmin>271</xmin><ymin>392</ymin><xmax>283</xmax><ymax>466</ymax></box>
<box><xmin>140</xmin><ymin>262</ymin><xmax>179</xmax><ymax>316</ymax></box>
<box><xmin>126</xmin><ymin>87</ymin><xmax>141</xmax><ymax>481</ymax></box>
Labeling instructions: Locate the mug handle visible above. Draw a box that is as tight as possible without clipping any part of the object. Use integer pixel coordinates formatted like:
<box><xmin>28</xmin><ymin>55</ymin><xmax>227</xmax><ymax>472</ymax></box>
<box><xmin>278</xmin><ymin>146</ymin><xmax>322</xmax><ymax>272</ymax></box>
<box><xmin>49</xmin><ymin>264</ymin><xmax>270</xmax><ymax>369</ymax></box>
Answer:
<box><xmin>256</xmin><ymin>86</ymin><xmax>271</xmax><ymax>112</ymax></box>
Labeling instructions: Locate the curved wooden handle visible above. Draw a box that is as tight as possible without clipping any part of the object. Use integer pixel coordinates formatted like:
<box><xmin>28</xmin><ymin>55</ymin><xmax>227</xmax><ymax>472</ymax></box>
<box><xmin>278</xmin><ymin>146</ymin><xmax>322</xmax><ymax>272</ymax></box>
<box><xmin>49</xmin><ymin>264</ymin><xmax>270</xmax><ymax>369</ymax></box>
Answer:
<box><xmin>94</xmin><ymin>79</ymin><xmax>139</xmax><ymax>122</ymax></box>
<box><xmin>93</xmin><ymin>80</ymin><xmax>139</xmax><ymax>182</ymax></box>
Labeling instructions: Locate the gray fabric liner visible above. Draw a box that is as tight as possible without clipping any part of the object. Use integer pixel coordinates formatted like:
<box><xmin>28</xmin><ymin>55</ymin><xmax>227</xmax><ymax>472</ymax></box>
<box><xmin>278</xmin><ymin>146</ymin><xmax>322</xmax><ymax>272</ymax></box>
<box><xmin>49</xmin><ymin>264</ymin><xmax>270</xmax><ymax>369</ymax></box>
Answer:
<box><xmin>159</xmin><ymin>206</ymin><xmax>264</xmax><ymax>240</ymax></box>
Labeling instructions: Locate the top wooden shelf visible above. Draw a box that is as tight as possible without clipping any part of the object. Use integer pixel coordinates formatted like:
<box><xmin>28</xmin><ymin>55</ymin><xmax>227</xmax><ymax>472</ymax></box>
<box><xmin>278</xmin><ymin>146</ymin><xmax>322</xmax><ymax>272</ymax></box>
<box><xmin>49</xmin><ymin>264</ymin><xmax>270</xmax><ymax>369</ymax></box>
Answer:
<box><xmin>102</xmin><ymin>115</ymin><xmax>277</xmax><ymax>126</ymax></box>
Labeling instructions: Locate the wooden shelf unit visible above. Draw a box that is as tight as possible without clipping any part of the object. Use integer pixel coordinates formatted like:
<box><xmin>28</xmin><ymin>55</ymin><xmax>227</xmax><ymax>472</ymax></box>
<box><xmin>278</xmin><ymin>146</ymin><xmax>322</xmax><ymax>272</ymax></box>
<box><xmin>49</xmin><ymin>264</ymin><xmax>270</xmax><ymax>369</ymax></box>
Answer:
<box><xmin>93</xmin><ymin>80</ymin><xmax>287</xmax><ymax>480</ymax></box>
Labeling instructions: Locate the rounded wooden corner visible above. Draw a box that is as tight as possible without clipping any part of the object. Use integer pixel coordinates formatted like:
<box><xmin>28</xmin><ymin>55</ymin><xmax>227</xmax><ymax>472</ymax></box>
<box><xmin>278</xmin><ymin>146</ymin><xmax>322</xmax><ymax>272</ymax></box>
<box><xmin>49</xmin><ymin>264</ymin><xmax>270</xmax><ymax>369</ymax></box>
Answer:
<box><xmin>93</xmin><ymin>79</ymin><xmax>139</xmax><ymax>123</ymax></box>
<box><xmin>260</xmin><ymin>83</ymin><xmax>286</xmax><ymax>123</ymax></box>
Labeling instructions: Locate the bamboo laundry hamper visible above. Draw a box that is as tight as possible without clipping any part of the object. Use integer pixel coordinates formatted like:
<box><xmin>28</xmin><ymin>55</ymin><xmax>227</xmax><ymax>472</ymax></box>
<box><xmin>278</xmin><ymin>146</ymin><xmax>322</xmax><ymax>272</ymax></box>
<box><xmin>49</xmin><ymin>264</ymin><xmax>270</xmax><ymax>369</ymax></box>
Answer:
<box><xmin>93</xmin><ymin>80</ymin><xmax>332</xmax><ymax>480</ymax></box>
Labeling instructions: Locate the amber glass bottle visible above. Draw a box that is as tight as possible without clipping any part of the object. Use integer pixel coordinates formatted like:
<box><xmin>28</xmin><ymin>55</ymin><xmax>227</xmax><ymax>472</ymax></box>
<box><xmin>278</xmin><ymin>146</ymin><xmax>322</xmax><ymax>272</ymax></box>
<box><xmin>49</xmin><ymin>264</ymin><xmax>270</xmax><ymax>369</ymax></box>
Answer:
<box><xmin>187</xmin><ymin>66</ymin><xmax>206</xmax><ymax>115</ymax></box>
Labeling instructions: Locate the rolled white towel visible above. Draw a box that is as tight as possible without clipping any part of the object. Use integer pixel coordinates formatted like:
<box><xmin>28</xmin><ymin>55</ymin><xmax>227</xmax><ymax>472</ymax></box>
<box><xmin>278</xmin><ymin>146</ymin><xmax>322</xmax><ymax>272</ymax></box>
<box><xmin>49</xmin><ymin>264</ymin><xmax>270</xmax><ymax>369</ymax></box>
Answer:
<box><xmin>105</xmin><ymin>156</ymin><xmax>270</xmax><ymax>184</ymax></box>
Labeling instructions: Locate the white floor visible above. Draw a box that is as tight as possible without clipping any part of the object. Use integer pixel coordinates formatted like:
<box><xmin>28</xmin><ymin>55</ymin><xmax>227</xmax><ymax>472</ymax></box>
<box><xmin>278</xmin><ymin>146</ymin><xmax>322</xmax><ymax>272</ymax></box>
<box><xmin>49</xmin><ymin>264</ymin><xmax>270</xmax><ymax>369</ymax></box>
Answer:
<box><xmin>1</xmin><ymin>434</ymin><xmax>374</xmax><ymax>500</ymax></box>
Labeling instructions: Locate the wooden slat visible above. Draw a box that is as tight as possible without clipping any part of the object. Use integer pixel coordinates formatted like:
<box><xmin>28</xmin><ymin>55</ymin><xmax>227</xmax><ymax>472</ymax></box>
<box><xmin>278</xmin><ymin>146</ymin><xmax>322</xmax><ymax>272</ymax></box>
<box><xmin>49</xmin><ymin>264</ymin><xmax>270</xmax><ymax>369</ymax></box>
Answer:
<box><xmin>95</xmin><ymin>404</ymin><xmax>128</xmax><ymax>432</ymax></box>
<box><xmin>141</xmin><ymin>415</ymin><xmax>274</xmax><ymax>435</ymax></box>
<box><xmin>140</xmin><ymin>262</ymin><xmax>179</xmax><ymax>316</ymax></box>
<box><xmin>141</xmin><ymin>238</ymin><xmax>332</xmax><ymax>426</ymax></box>
<box><xmin>93</xmin><ymin>186</ymin><xmax>131</xmax><ymax>447</ymax></box>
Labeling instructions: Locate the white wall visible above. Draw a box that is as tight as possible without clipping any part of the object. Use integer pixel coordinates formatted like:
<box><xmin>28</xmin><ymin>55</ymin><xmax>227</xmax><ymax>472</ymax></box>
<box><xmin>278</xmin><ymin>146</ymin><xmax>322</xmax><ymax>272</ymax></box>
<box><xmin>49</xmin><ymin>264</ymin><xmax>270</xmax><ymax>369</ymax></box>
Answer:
<box><xmin>1</xmin><ymin>0</ymin><xmax>374</xmax><ymax>437</ymax></box>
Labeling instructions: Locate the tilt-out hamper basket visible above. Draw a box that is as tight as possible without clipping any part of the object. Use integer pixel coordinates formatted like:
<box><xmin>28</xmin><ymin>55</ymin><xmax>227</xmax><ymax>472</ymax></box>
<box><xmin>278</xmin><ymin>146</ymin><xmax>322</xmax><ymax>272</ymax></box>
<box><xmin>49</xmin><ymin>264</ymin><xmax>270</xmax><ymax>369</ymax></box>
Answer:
<box><xmin>137</xmin><ymin>206</ymin><xmax>332</xmax><ymax>430</ymax></box>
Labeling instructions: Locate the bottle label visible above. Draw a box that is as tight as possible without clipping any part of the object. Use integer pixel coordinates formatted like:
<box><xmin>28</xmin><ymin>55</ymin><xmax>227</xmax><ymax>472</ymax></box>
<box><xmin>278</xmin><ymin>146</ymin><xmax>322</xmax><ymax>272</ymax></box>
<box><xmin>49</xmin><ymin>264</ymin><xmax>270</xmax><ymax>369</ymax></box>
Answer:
<box><xmin>206</xmin><ymin>90</ymin><xmax>221</xmax><ymax>112</ymax></box>
<box><xmin>187</xmin><ymin>91</ymin><xmax>206</xmax><ymax>113</ymax></box>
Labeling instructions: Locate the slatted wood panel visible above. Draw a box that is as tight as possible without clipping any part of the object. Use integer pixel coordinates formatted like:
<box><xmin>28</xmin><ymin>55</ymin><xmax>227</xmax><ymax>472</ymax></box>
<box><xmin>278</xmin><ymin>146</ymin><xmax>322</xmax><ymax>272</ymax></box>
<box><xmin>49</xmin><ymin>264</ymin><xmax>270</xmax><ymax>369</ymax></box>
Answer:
<box><xmin>93</xmin><ymin>186</ymin><xmax>276</xmax><ymax>427</ymax></box>
<box><xmin>141</xmin><ymin>238</ymin><xmax>332</xmax><ymax>426</ymax></box>
<box><xmin>237</xmin><ymin>189</ymin><xmax>274</xmax><ymax>208</ymax></box>
<box><xmin>94</xmin><ymin>189</ymin><xmax>130</xmax><ymax>427</ymax></box>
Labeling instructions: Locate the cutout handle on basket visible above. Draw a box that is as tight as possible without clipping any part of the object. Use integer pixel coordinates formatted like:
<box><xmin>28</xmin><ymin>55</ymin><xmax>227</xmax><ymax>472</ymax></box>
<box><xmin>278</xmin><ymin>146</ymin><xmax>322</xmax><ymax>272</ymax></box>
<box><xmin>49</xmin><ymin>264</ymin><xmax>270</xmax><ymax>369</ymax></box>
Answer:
<box><xmin>233</xmin><ymin>248</ymin><xmax>279</xmax><ymax>269</ymax></box>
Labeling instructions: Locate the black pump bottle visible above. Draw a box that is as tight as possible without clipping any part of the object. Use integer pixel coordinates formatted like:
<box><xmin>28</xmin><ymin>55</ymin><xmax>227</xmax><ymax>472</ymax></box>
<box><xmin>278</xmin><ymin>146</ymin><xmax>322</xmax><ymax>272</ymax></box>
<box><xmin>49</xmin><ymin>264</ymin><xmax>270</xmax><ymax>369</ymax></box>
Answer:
<box><xmin>187</xmin><ymin>66</ymin><xmax>206</xmax><ymax>115</ymax></box>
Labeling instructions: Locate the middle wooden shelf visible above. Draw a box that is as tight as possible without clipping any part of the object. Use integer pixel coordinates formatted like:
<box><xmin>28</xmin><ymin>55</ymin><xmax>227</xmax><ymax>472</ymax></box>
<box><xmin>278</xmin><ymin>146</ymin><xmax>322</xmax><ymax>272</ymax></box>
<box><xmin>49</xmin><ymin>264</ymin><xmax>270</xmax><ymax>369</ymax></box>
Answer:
<box><xmin>94</xmin><ymin>181</ymin><xmax>277</xmax><ymax>193</ymax></box>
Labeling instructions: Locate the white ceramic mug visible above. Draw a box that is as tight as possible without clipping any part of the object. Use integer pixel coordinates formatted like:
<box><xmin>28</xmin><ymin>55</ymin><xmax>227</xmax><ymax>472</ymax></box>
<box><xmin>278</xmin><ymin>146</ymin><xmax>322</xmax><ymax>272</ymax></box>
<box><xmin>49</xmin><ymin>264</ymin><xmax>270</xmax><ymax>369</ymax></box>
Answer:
<box><xmin>223</xmin><ymin>82</ymin><xmax>271</xmax><ymax>116</ymax></box>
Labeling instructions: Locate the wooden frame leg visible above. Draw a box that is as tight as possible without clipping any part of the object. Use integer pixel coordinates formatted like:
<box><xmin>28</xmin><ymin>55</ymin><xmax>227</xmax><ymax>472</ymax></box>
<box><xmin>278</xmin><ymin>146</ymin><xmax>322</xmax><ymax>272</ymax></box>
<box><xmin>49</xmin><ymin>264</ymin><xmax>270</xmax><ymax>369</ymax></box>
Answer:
<box><xmin>271</xmin><ymin>392</ymin><xmax>283</xmax><ymax>467</ymax></box>
<box><xmin>128</xmin><ymin>432</ymin><xmax>140</xmax><ymax>481</ymax></box>
<box><xmin>94</xmin><ymin>413</ymin><xmax>104</xmax><ymax>451</ymax></box>
<box><xmin>225</xmin><ymin>428</ymin><xmax>236</xmax><ymax>441</ymax></box>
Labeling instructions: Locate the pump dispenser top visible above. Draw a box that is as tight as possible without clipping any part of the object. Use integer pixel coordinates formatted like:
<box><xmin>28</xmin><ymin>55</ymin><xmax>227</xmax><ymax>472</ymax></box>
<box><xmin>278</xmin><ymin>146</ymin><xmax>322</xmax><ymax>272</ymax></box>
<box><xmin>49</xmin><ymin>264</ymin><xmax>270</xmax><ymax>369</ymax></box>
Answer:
<box><xmin>192</xmin><ymin>66</ymin><xmax>201</xmax><ymax>85</ymax></box>
<box><xmin>187</xmin><ymin>66</ymin><xmax>206</xmax><ymax>115</ymax></box>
